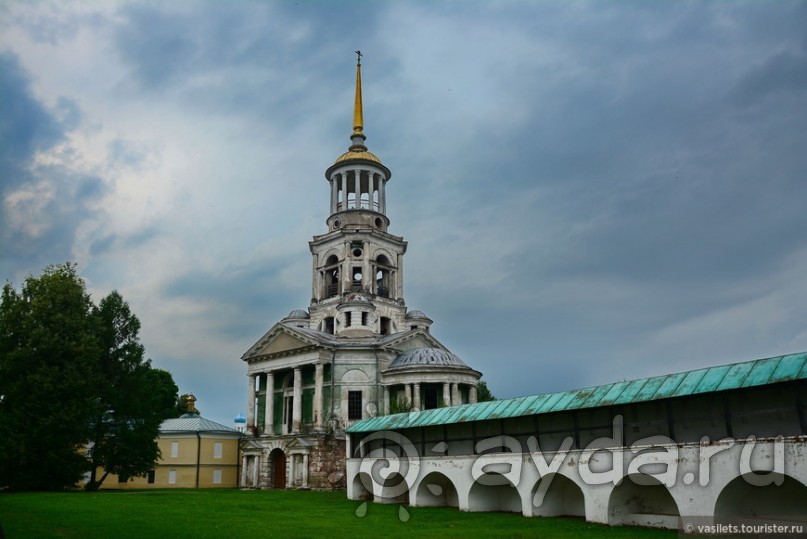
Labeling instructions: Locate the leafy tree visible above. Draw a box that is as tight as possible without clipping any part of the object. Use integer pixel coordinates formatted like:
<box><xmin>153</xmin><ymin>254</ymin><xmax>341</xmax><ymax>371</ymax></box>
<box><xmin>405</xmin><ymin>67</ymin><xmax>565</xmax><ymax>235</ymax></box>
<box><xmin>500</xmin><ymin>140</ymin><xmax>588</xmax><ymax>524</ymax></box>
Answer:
<box><xmin>0</xmin><ymin>264</ymin><xmax>100</xmax><ymax>490</ymax></box>
<box><xmin>476</xmin><ymin>379</ymin><xmax>496</xmax><ymax>402</ymax></box>
<box><xmin>85</xmin><ymin>292</ymin><xmax>178</xmax><ymax>490</ymax></box>
<box><xmin>0</xmin><ymin>263</ymin><xmax>179</xmax><ymax>491</ymax></box>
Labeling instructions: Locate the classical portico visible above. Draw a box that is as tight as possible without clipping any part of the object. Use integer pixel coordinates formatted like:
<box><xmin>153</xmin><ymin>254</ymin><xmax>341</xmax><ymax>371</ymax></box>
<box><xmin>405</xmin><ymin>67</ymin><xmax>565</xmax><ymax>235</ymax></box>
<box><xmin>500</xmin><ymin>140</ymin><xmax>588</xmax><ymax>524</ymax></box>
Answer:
<box><xmin>239</xmin><ymin>53</ymin><xmax>482</xmax><ymax>491</ymax></box>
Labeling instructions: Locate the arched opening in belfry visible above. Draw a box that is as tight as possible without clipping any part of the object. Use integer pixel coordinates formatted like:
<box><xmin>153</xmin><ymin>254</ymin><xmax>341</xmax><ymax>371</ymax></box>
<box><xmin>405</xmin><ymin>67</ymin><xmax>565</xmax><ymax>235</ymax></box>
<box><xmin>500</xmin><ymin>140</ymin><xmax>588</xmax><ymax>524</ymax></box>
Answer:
<box><xmin>715</xmin><ymin>473</ymin><xmax>807</xmax><ymax>524</ymax></box>
<box><xmin>323</xmin><ymin>255</ymin><xmax>340</xmax><ymax>298</ymax></box>
<box><xmin>323</xmin><ymin>316</ymin><xmax>335</xmax><ymax>334</ymax></box>
<box><xmin>375</xmin><ymin>254</ymin><xmax>391</xmax><ymax>298</ymax></box>
<box><xmin>530</xmin><ymin>473</ymin><xmax>585</xmax><ymax>518</ymax></box>
<box><xmin>352</xmin><ymin>267</ymin><xmax>363</xmax><ymax>291</ymax></box>
<box><xmin>414</xmin><ymin>472</ymin><xmax>459</xmax><ymax>508</ymax></box>
<box><xmin>608</xmin><ymin>474</ymin><xmax>679</xmax><ymax>528</ymax></box>
<box><xmin>467</xmin><ymin>473</ymin><xmax>522</xmax><ymax>513</ymax></box>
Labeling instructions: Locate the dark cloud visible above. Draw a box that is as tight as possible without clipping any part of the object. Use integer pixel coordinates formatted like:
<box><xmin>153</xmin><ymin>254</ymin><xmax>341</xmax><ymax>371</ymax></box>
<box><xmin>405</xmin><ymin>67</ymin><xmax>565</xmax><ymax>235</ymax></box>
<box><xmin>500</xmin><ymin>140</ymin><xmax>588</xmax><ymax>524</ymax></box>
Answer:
<box><xmin>162</xmin><ymin>255</ymin><xmax>306</xmax><ymax>341</ymax></box>
<box><xmin>0</xmin><ymin>51</ymin><xmax>103</xmax><ymax>280</ymax></box>
<box><xmin>0</xmin><ymin>51</ymin><xmax>63</xmax><ymax>189</ymax></box>
<box><xmin>731</xmin><ymin>50</ymin><xmax>807</xmax><ymax>107</ymax></box>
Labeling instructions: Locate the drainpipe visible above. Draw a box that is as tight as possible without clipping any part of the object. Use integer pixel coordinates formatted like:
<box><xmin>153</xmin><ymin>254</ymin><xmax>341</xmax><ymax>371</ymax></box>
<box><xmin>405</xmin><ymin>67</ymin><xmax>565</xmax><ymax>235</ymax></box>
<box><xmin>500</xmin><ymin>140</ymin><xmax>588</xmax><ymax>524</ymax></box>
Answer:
<box><xmin>330</xmin><ymin>349</ymin><xmax>337</xmax><ymax>428</ymax></box>
<box><xmin>374</xmin><ymin>349</ymin><xmax>381</xmax><ymax>415</ymax></box>
<box><xmin>195</xmin><ymin>431</ymin><xmax>201</xmax><ymax>488</ymax></box>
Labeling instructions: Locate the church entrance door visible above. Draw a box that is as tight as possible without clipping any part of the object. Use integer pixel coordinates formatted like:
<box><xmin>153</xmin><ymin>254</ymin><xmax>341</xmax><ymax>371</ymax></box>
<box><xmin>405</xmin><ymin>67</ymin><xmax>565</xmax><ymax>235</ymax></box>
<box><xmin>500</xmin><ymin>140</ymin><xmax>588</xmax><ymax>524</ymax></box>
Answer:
<box><xmin>270</xmin><ymin>448</ymin><xmax>286</xmax><ymax>489</ymax></box>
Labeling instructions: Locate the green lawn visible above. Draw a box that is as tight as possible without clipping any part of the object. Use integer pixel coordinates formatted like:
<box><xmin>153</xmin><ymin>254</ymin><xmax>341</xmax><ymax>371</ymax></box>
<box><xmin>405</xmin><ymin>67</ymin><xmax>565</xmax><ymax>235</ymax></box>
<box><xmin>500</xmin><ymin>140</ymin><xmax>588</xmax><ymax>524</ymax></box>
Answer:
<box><xmin>0</xmin><ymin>489</ymin><xmax>676</xmax><ymax>538</ymax></box>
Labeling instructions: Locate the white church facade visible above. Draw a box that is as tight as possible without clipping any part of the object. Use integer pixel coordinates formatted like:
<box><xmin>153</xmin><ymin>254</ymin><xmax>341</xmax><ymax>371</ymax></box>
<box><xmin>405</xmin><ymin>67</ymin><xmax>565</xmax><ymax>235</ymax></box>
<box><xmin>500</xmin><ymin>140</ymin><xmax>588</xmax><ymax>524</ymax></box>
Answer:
<box><xmin>239</xmin><ymin>55</ymin><xmax>481</xmax><ymax>490</ymax></box>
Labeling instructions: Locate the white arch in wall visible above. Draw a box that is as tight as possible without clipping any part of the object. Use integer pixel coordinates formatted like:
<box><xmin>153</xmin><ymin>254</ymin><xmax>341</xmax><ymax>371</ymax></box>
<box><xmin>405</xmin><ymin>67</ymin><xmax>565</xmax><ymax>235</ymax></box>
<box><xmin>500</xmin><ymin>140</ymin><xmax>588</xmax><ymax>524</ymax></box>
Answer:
<box><xmin>377</xmin><ymin>472</ymin><xmax>411</xmax><ymax>505</ymax></box>
<box><xmin>530</xmin><ymin>472</ymin><xmax>586</xmax><ymax>518</ymax></box>
<box><xmin>352</xmin><ymin>471</ymin><xmax>374</xmax><ymax>501</ymax></box>
<box><xmin>467</xmin><ymin>473</ymin><xmax>522</xmax><ymax>513</ymax></box>
<box><xmin>412</xmin><ymin>471</ymin><xmax>459</xmax><ymax>508</ymax></box>
<box><xmin>714</xmin><ymin>473</ymin><xmax>807</xmax><ymax>523</ymax></box>
<box><xmin>608</xmin><ymin>473</ymin><xmax>680</xmax><ymax>529</ymax></box>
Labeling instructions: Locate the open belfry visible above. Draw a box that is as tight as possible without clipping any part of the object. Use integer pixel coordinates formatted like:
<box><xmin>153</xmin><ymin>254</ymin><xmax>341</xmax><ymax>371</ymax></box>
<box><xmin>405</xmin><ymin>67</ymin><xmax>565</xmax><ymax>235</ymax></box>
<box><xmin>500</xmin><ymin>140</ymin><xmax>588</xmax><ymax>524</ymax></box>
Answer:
<box><xmin>239</xmin><ymin>53</ymin><xmax>482</xmax><ymax>490</ymax></box>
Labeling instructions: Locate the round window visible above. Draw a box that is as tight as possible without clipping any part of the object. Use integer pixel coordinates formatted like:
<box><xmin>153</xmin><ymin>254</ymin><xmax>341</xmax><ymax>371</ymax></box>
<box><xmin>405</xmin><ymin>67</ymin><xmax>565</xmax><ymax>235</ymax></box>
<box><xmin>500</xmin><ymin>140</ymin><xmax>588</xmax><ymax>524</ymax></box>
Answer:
<box><xmin>375</xmin><ymin>217</ymin><xmax>383</xmax><ymax>228</ymax></box>
<box><xmin>333</xmin><ymin>219</ymin><xmax>341</xmax><ymax>229</ymax></box>
<box><xmin>352</xmin><ymin>248</ymin><xmax>363</xmax><ymax>257</ymax></box>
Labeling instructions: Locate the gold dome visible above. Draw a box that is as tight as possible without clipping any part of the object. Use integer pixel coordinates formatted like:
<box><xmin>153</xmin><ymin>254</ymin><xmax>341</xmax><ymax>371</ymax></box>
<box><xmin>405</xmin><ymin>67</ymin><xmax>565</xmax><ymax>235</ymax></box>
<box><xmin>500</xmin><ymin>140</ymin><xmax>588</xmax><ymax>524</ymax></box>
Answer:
<box><xmin>333</xmin><ymin>149</ymin><xmax>383</xmax><ymax>165</ymax></box>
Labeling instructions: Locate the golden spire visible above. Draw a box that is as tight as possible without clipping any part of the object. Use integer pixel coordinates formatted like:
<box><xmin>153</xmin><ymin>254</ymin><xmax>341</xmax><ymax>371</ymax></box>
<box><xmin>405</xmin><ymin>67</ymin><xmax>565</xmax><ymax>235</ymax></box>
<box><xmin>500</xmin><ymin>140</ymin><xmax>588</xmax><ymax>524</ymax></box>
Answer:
<box><xmin>353</xmin><ymin>50</ymin><xmax>364</xmax><ymax>139</ymax></box>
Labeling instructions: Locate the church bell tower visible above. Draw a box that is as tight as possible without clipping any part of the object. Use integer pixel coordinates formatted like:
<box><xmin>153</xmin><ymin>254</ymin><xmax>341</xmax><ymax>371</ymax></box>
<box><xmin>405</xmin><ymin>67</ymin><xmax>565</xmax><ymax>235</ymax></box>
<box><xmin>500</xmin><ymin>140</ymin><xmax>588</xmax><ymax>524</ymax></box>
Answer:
<box><xmin>308</xmin><ymin>52</ymin><xmax>408</xmax><ymax>337</ymax></box>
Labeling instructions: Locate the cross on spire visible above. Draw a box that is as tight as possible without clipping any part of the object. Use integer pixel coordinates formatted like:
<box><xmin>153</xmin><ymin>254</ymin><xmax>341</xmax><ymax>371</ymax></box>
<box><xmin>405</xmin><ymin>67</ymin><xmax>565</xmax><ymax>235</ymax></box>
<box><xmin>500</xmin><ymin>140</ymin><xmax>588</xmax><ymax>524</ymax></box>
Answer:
<box><xmin>355</xmin><ymin>50</ymin><xmax>362</xmax><ymax>66</ymax></box>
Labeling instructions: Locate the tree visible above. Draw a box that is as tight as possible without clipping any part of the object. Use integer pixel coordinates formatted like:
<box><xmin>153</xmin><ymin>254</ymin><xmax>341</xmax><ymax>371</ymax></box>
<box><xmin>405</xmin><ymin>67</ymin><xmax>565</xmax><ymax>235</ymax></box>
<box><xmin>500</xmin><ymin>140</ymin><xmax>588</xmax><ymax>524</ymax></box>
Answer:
<box><xmin>476</xmin><ymin>379</ymin><xmax>496</xmax><ymax>402</ymax></box>
<box><xmin>85</xmin><ymin>291</ymin><xmax>178</xmax><ymax>490</ymax></box>
<box><xmin>0</xmin><ymin>263</ymin><xmax>179</xmax><ymax>491</ymax></box>
<box><xmin>0</xmin><ymin>264</ymin><xmax>100</xmax><ymax>490</ymax></box>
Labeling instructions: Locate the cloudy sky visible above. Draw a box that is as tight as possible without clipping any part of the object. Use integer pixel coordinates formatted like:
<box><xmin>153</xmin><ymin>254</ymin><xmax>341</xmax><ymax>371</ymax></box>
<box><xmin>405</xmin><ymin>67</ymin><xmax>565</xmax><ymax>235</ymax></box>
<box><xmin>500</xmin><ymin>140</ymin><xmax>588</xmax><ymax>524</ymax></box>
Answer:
<box><xmin>2</xmin><ymin>1</ymin><xmax>806</xmax><ymax>426</ymax></box>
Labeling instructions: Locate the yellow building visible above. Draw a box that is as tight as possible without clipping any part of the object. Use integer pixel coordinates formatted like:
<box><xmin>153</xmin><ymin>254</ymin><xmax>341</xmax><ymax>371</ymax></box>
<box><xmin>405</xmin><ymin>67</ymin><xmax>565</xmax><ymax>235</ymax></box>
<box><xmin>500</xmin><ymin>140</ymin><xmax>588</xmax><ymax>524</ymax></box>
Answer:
<box><xmin>99</xmin><ymin>414</ymin><xmax>242</xmax><ymax>489</ymax></box>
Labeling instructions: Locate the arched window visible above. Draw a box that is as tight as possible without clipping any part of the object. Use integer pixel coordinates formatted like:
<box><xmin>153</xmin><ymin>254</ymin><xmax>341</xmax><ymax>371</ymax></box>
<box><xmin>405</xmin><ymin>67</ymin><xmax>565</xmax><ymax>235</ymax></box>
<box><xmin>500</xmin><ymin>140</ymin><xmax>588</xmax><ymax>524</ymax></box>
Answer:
<box><xmin>375</xmin><ymin>254</ymin><xmax>392</xmax><ymax>298</ymax></box>
<box><xmin>323</xmin><ymin>255</ymin><xmax>340</xmax><ymax>298</ymax></box>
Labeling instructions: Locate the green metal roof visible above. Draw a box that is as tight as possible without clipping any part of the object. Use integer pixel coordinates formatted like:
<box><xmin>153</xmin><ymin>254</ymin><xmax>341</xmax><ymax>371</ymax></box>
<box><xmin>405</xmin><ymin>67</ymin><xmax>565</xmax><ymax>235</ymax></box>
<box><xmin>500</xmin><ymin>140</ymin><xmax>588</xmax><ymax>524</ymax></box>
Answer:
<box><xmin>347</xmin><ymin>351</ymin><xmax>807</xmax><ymax>433</ymax></box>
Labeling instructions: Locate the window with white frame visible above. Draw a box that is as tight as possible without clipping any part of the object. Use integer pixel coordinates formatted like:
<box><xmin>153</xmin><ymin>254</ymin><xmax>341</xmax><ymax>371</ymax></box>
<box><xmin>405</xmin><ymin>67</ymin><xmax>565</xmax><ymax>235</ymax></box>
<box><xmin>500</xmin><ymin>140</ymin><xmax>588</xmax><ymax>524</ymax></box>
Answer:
<box><xmin>213</xmin><ymin>441</ymin><xmax>222</xmax><ymax>459</ymax></box>
<box><xmin>170</xmin><ymin>441</ymin><xmax>179</xmax><ymax>458</ymax></box>
<box><xmin>168</xmin><ymin>470</ymin><xmax>176</xmax><ymax>484</ymax></box>
<box><xmin>213</xmin><ymin>469</ymin><xmax>222</xmax><ymax>484</ymax></box>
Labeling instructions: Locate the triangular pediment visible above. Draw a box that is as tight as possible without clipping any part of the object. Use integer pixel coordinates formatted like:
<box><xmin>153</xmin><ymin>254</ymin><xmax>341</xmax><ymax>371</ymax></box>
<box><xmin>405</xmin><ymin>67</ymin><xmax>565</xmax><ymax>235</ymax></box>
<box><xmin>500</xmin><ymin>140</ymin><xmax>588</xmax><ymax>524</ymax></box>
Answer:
<box><xmin>286</xmin><ymin>437</ymin><xmax>313</xmax><ymax>450</ymax></box>
<box><xmin>263</xmin><ymin>332</ymin><xmax>311</xmax><ymax>355</ymax></box>
<box><xmin>383</xmin><ymin>329</ymin><xmax>446</xmax><ymax>354</ymax></box>
<box><xmin>242</xmin><ymin>323</ymin><xmax>328</xmax><ymax>361</ymax></box>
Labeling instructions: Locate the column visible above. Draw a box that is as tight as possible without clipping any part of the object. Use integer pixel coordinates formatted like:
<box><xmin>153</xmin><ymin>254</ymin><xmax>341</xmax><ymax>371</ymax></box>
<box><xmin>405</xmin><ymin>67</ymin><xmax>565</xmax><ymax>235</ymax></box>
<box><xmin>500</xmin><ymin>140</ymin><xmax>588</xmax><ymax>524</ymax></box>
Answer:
<box><xmin>264</xmin><ymin>372</ymin><xmax>274</xmax><ymax>435</ymax></box>
<box><xmin>312</xmin><ymin>256</ymin><xmax>319</xmax><ymax>301</ymax></box>
<box><xmin>289</xmin><ymin>455</ymin><xmax>296</xmax><ymax>487</ymax></box>
<box><xmin>353</xmin><ymin>169</ymin><xmax>360</xmax><ymax>209</ymax></box>
<box><xmin>302</xmin><ymin>453</ymin><xmax>309</xmax><ymax>488</ymax></box>
<box><xmin>383</xmin><ymin>386</ymin><xmax>390</xmax><ymax>415</ymax></box>
<box><xmin>413</xmin><ymin>382</ymin><xmax>421</xmax><ymax>411</ymax></box>
<box><xmin>252</xmin><ymin>456</ymin><xmax>260</xmax><ymax>487</ymax></box>
<box><xmin>330</xmin><ymin>175</ymin><xmax>338</xmax><ymax>213</ymax></box>
<box><xmin>369</xmin><ymin>172</ymin><xmax>376</xmax><ymax>211</ymax></box>
<box><xmin>314</xmin><ymin>363</ymin><xmax>324</xmax><ymax>430</ymax></box>
<box><xmin>443</xmin><ymin>383</ymin><xmax>451</xmax><ymax>407</ymax></box>
<box><xmin>469</xmin><ymin>384</ymin><xmax>478</xmax><ymax>404</ymax></box>
<box><xmin>292</xmin><ymin>367</ymin><xmax>302</xmax><ymax>433</ymax></box>
<box><xmin>452</xmin><ymin>383</ymin><xmax>460</xmax><ymax>406</ymax></box>
<box><xmin>396</xmin><ymin>253</ymin><xmax>404</xmax><ymax>300</ymax></box>
<box><xmin>247</xmin><ymin>375</ymin><xmax>256</xmax><ymax>429</ymax></box>
<box><xmin>343</xmin><ymin>242</ymin><xmax>351</xmax><ymax>292</ymax></box>
<box><xmin>341</xmin><ymin>172</ymin><xmax>347</xmax><ymax>211</ymax></box>
<box><xmin>241</xmin><ymin>456</ymin><xmax>248</xmax><ymax>486</ymax></box>
<box><xmin>404</xmin><ymin>384</ymin><xmax>412</xmax><ymax>405</ymax></box>
<box><xmin>379</xmin><ymin>177</ymin><xmax>386</xmax><ymax>213</ymax></box>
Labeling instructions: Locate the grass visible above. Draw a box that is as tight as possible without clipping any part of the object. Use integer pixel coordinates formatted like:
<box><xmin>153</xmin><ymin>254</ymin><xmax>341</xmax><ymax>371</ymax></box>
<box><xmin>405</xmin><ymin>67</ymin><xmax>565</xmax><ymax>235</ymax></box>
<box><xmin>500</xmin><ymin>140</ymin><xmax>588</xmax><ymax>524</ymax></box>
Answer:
<box><xmin>0</xmin><ymin>489</ymin><xmax>677</xmax><ymax>538</ymax></box>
